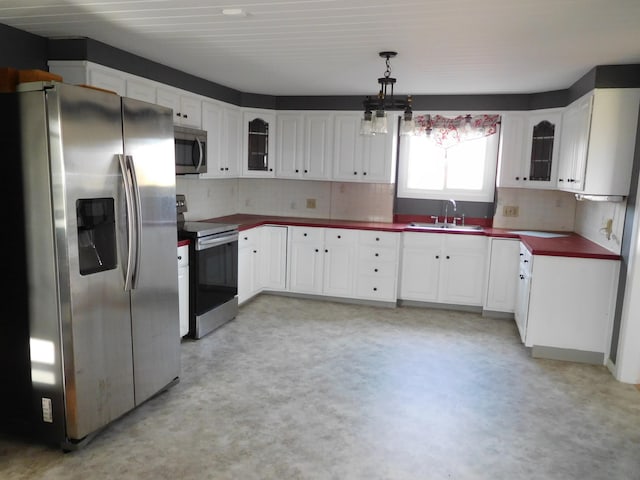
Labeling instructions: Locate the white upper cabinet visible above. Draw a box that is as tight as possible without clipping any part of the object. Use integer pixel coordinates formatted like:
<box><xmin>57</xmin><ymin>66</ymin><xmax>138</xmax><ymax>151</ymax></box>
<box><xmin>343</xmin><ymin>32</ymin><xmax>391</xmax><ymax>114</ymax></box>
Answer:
<box><xmin>125</xmin><ymin>78</ymin><xmax>156</xmax><ymax>103</ymax></box>
<box><xmin>498</xmin><ymin>110</ymin><xmax>562</xmax><ymax>189</ymax></box>
<box><xmin>156</xmin><ymin>87</ymin><xmax>202</xmax><ymax>128</ymax></box>
<box><xmin>242</xmin><ymin>109</ymin><xmax>276</xmax><ymax>177</ymax></box>
<box><xmin>276</xmin><ymin>112</ymin><xmax>333</xmax><ymax>180</ymax></box>
<box><xmin>556</xmin><ymin>88</ymin><xmax>640</xmax><ymax>195</ymax></box>
<box><xmin>201</xmin><ymin>102</ymin><xmax>242</xmax><ymax>179</ymax></box>
<box><xmin>332</xmin><ymin>113</ymin><xmax>396</xmax><ymax>183</ymax></box>
<box><xmin>48</xmin><ymin>61</ymin><xmax>126</xmax><ymax>96</ymax></box>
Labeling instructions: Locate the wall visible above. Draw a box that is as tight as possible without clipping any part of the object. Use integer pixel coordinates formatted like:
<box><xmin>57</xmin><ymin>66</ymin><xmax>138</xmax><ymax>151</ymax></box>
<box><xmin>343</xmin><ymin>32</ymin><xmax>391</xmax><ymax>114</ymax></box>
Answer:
<box><xmin>574</xmin><ymin>199</ymin><xmax>626</xmax><ymax>254</ymax></box>
<box><xmin>492</xmin><ymin>188</ymin><xmax>577</xmax><ymax>231</ymax></box>
<box><xmin>0</xmin><ymin>23</ymin><xmax>47</xmax><ymax>70</ymax></box>
<box><xmin>176</xmin><ymin>177</ymin><xmax>395</xmax><ymax>222</ymax></box>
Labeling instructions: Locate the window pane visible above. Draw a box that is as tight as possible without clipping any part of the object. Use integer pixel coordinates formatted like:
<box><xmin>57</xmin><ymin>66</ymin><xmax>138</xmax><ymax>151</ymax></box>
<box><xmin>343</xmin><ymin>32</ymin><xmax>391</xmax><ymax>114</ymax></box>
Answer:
<box><xmin>406</xmin><ymin>136</ymin><xmax>445</xmax><ymax>190</ymax></box>
<box><xmin>445</xmin><ymin>138</ymin><xmax>486</xmax><ymax>190</ymax></box>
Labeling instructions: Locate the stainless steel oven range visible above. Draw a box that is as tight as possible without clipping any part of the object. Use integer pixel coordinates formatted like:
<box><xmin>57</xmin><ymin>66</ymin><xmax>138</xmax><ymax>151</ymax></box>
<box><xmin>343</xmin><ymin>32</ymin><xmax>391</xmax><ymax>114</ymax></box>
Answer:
<box><xmin>179</xmin><ymin>221</ymin><xmax>239</xmax><ymax>339</ymax></box>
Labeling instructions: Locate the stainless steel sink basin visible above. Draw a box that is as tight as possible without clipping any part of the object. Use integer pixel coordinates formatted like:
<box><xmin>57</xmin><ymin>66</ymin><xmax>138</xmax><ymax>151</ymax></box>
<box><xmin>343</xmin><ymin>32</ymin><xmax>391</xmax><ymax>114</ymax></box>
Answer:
<box><xmin>408</xmin><ymin>222</ymin><xmax>484</xmax><ymax>232</ymax></box>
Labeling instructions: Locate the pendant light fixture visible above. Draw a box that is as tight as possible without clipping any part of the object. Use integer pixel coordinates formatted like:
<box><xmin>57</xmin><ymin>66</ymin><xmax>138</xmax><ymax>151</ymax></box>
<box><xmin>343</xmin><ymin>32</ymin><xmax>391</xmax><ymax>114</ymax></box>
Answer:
<box><xmin>361</xmin><ymin>51</ymin><xmax>414</xmax><ymax>136</ymax></box>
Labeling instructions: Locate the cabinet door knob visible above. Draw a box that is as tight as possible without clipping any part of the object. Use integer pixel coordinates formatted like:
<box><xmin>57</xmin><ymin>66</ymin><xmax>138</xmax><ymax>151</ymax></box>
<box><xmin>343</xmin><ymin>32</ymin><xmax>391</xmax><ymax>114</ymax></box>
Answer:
<box><xmin>374</xmin><ymin>268</ymin><xmax>378</xmax><ymax>272</ymax></box>
<box><xmin>435</xmin><ymin>255</ymin><xmax>439</xmax><ymax>259</ymax></box>
<box><xmin>376</xmin><ymin>237</ymin><xmax>380</xmax><ymax>241</ymax></box>
<box><xmin>304</xmin><ymin>169</ymin><xmax>308</xmax><ymax>173</ymax></box>
<box><xmin>446</xmin><ymin>255</ymin><xmax>450</xmax><ymax>259</ymax></box>
<box><xmin>558</xmin><ymin>178</ymin><xmax>564</xmax><ymax>182</ymax></box>
<box><xmin>373</xmin><ymin>287</ymin><xmax>377</xmax><ymax>291</ymax></box>
<box><xmin>354</xmin><ymin>171</ymin><xmax>358</xmax><ymax>175</ymax></box>
<box><xmin>184</xmin><ymin>114</ymin><xmax>188</xmax><ymax>118</ymax></box>
<box><xmin>253</xmin><ymin>250</ymin><xmax>257</xmax><ymax>253</ymax></box>
<box><xmin>363</xmin><ymin>172</ymin><xmax>367</xmax><ymax>176</ymax></box>
<box><xmin>520</xmin><ymin>274</ymin><xmax>525</xmax><ymax>280</ymax></box>
<box><xmin>524</xmin><ymin>259</ymin><xmax>529</xmax><ymax>263</ymax></box>
<box><xmin>225</xmin><ymin>167</ymin><xmax>229</xmax><ymax>171</ymax></box>
<box><xmin>325</xmin><ymin>249</ymin><xmax>328</xmax><ymax>253</ymax></box>
<box><xmin>269</xmin><ymin>168</ymin><xmax>273</xmax><ymax>172</ymax></box>
<box><xmin>295</xmin><ymin>169</ymin><xmax>299</xmax><ymax>173</ymax></box>
<box><xmin>243</xmin><ymin>236</ymin><xmax>248</xmax><ymax>240</ymax></box>
<box><xmin>515</xmin><ymin>176</ymin><xmax>520</xmax><ymax>180</ymax></box>
<box><xmin>303</xmin><ymin>233</ymin><xmax>307</xmax><ymax>236</ymax></box>
<box><xmin>315</xmin><ymin>248</ymin><xmax>319</xmax><ymax>252</ymax></box>
<box><xmin>375</xmin><ymin>253</ymin><xmax>379</xmax><ymax>257</ymax></box>
<box><xmin>337</xmin><ymin>235</ymin><xmax>341</xmax><ymax>239</ymax></box>
<box><xmin>220</xmin><ymin>167</ymin><xmax>224</xmax><ymax>171</ymax></box>
<box><xmin>178</xmin><ymin>255</ymin><xmax>182</xmax><ymax>260</ymax></box>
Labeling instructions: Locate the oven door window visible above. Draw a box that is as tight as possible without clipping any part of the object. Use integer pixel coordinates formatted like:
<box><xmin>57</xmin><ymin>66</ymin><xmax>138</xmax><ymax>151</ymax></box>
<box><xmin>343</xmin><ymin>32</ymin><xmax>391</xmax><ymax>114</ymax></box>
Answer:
<box><xmin>194</xmin><ymin>241</ymin><xmax>238</xmax><ymax>315</ymax></box>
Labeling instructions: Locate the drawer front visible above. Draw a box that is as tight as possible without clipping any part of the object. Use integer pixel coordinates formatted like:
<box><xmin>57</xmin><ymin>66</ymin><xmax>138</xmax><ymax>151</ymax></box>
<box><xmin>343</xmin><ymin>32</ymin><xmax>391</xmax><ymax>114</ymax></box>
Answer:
<box><xmin>357</xmin><ymin>261</ymin><xmax>397</xmax><ymax>278</ymax></box>
<box><xmin>355</xmin><ymin>275</ymin><xmax>397</xmax><ymax>301</ymax></box>
<box><xmin>324</xmin><ymin>228</ymin><xmax>358</xmax><ymax>245</ymax></box>
<box><xmin>290</xmin><ymin>226</ymin><xmax>323</xmax><ymax>244</ymax></box>
<box><xmin>358</xmin><ymin>230</ymin><xmax>399</xmax><ymax>248</ymax></box>
<box><xmin>358</xmin><ymin>245</ymin><xmax>397</xmax><ymax>263</ymax></box>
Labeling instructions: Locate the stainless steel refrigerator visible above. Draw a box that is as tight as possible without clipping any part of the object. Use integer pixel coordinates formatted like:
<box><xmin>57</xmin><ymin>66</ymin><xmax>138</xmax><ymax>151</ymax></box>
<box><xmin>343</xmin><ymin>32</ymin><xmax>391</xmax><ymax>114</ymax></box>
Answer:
<box><xmin>0</xmin><ymin>82</ymin><xmax>180</xmax><ymax>450</ymax></box>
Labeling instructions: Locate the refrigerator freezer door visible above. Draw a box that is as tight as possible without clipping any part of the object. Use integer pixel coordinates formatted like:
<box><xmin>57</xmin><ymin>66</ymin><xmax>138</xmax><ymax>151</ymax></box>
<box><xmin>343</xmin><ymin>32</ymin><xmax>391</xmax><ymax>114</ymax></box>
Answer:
<box><xmin>48</xmin><ymin>85</ymin><xmax>136</xmax><ymax>440</ymax></box>
<box><xmin>122</xmin><ymin>97</ymin><xmax>180</xmax><ymax>405</ymax></box>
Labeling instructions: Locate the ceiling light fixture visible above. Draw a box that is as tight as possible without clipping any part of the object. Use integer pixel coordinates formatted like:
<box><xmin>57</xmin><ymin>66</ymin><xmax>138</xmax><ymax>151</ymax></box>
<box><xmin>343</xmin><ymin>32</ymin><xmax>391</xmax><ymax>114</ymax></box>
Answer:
<box><xmin>222</xmin><ymin>8</ymin><xmax>247</xmax><ymax>16</ymax></box>
<box><xmin>361</xmin><ymin>51</ymin><xmax>414</xmax><ymax>136</ymax></box>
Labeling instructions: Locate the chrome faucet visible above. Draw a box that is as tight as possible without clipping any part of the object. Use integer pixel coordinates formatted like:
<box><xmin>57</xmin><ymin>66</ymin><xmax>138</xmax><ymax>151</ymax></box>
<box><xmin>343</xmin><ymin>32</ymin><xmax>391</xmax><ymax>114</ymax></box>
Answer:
<box><xmin>443</xmin><ymin>199</ymin><xmax>457</xmax><ymax>226</ymax></box>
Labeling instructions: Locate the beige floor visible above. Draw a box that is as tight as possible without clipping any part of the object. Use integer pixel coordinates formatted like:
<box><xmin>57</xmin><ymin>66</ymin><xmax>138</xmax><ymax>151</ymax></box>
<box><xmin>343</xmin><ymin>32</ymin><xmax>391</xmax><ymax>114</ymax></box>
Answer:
<box><xmin>1</xmin><ymin>295</ymin><xmax>639</xmax><ymax>480</ymax></box>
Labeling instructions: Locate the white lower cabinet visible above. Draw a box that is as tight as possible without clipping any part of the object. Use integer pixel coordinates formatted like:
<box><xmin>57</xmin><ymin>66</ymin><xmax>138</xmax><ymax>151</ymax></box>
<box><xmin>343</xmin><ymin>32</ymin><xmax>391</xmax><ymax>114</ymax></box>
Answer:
<box><xmin>238</xmin><ymin>228</ymin><xmax>260</xmax><ymax>304</ymax></box>
<box><xmin>287</xmin><ymin>226</ymin><xmax>400</xmax><ymax>302</ymax></box>
<box><xmin>260</xmin><ymin>225</ymin><xmax>288</xmax><ymax>291</ymax></box>
<box><xmin>177</xmin><ymin>244</ymin><xmax>189</xmax><ymax>338</ymax></box>
<box><xmin>517</xmin><ymin>245</ymin><xmax>620</xmax><ymax>362</ymax></box>
<box><xmin>400</xmin><ymin>232</ymin><xmax>487</xmax><ymax>306</ymax></box>
<box><xmin>354</xmin><ymin>230</ymin><xmax>400</xmax><ymax>302</ymax></box>
<box><xmin>288</xmin><ymin>226</ymin><xmax>357</xmax><ymax>297</ymax></box>
<box><xmin>239</xmin><ymin>226</ymin><xmax>288</xmax><ymax>305</ymax></box>
<box><xmin>484</xmin><ymin>238</ymin><xmax>521</xmax><ymax>313</ymax></box>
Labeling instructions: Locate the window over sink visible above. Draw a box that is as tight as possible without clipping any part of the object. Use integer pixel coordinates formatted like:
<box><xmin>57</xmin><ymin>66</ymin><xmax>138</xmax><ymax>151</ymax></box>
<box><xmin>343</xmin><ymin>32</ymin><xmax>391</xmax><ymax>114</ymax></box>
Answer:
<box><xmin>396</xmin><ymin>113</ymin><xmax>500</xmax><ymax>202</ymax></box>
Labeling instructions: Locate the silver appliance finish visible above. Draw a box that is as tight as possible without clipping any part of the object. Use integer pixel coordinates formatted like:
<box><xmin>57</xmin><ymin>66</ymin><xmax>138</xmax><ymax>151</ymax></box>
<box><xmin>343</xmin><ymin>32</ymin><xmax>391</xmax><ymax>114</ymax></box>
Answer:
<box><xmin>10</xmin><ymin>83</ymin><xmax>180</xmax><ymax>449</ymax></box>
<box><xmin>179</xmin><ymin>221</ymin><xmax>239</xmax><ymax>339</ymax></box>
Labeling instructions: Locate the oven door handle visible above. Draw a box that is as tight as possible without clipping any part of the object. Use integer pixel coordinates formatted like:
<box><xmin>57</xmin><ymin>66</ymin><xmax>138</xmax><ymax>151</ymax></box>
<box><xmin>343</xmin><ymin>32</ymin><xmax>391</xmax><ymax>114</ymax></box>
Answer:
<box><xmin>196</xmin><ymin>232</ymin><xmax>239</xmax><ymax>251</ymax></box>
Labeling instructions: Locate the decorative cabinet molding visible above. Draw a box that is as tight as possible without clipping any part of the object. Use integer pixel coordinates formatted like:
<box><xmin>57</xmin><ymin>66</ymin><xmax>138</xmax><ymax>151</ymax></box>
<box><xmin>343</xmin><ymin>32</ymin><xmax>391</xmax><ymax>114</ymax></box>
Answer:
<box><xmin>498</xmin><ymin>110</ymin><xmax>562</xmax><ymax>189</ymax></box>
<box><xmin>557</xmin><ymin>88</ymin><xmax>640</xmax><ymax>196</ymax></box>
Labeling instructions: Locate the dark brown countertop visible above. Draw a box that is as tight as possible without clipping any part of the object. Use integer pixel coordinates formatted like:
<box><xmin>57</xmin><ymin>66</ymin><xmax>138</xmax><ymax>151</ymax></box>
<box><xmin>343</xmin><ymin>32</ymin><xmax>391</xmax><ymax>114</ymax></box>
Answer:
<box><xmin>199</xmin><ymin>214</ymin><xmax>620</xmax><ymax>261</ymax></box>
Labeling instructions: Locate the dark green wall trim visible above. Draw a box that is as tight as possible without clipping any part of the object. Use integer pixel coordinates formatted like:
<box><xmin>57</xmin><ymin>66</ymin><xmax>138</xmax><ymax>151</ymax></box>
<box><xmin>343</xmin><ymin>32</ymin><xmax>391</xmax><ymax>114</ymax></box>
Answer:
<box><xmin>0</xmin><ymin>23</ymin><xmax>48</xmax><ymax>70</ymax></box>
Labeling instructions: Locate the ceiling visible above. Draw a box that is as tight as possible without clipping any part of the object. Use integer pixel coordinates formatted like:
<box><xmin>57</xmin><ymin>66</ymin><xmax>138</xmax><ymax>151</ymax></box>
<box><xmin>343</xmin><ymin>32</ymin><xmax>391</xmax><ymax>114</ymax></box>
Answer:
<box><xmin>2</xmin><ymin>0</ymin><xmax>640</xmax><ymax>97</ymax></box>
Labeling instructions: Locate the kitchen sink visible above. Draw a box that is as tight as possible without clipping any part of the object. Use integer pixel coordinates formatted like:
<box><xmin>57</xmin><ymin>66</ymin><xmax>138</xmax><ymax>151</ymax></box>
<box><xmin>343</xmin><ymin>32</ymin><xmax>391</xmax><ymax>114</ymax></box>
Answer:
<box><xmin>408</xmin><ymin>222</ymin><xmax>484</xmax><ymax>232</ymax></box>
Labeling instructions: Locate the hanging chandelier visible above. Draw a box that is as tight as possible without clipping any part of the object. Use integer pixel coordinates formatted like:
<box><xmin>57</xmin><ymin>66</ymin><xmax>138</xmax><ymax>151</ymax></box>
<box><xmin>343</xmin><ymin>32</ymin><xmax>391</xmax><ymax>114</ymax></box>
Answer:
<box><xmin>361</xmin><ymin>51</ymin><xmax>414</xmax><ymax>136</ymax></box>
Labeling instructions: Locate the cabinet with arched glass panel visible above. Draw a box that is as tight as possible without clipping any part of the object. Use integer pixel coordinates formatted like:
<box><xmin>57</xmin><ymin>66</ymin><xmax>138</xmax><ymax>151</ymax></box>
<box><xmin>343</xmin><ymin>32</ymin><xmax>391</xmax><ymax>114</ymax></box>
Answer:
<box><xmin>242</xmin><ymin>110</ymin><xmax>276</xmax><ymax>177</ymax></box>
<box><xmin>498</xmin><ymin>109</ymin><xmax>562</xmax><ymax>189</ymax></box>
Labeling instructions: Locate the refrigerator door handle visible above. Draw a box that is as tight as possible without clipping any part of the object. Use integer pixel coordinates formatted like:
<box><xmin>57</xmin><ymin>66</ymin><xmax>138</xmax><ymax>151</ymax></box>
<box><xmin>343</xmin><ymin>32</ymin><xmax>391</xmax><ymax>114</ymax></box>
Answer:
<box><xmin>126</xmin><ymin>154</ymin><xmax>143</xmax><ymax>289</ymax></box>
<box><xmin>118</xmin><ymin>154</ymin><xmax>137</xmax><ymax>291</ymax></box>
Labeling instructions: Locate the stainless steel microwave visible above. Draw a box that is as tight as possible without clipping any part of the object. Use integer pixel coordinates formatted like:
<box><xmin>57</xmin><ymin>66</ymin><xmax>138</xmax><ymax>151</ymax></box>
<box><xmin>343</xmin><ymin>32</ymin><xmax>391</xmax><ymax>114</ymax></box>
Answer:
<box><xmin>175</xmin><ymin>125</ymin><xmax>207</xmax><ymax>175</ymax></box>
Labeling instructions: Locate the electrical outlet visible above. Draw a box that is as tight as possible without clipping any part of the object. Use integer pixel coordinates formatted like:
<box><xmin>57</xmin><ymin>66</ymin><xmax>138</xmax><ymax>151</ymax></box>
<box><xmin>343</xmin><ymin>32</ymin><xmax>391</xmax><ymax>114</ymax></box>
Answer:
<box><xmin>503</xmin><ymin>205</ymin><xmax>519</xmax><ymax>217</ymax></box>
<box><xmin>306</xmin><ymin>198</ymin><xmax>316</xmax><ymax>209</ymax></box>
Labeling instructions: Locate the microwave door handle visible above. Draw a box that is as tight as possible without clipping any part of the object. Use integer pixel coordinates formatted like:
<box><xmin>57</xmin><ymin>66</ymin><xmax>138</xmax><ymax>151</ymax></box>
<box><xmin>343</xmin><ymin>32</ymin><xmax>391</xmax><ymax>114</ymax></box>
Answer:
<box><xmin>195</xmin><ymin>137</ymin><xmax>203</xmax><ymax>173</ymax></box>
<box><xmin>118</xmin><ymin>154</ymin><xmax>136</xmax><ymax>291</ymax></box>
<box><xmin>126</xmin><ymin>155</ymin><xmax>143</xmax><ymax>289</ymax></box>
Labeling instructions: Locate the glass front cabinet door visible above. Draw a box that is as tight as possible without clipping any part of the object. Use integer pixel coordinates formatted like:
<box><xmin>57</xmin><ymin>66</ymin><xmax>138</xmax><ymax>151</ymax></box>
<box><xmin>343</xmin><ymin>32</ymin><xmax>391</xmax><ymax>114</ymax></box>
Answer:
<box><xmin>243</xmin><ymin>110</ymin><xmax>276</xmax><ymax>177</ymax></box>
<box><xmin>523</xmin><ymin>111</ymin><xmax>562</xmax><ymax>189</ymax></box>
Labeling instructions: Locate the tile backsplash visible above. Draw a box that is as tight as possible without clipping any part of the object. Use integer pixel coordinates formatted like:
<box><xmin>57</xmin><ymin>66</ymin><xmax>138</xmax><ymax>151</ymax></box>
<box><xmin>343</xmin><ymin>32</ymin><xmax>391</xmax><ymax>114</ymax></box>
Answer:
<box><xmin>177</xmin><ymin>177</ymin><xmax>395</xmax><ymax>222</ymax></box>
<box><xmin>492</xmin><ymin>188</ymin><xmax>577</xmax><ymax>231</ymax></box>
<box><xmin>574</xmin><ymin>197</ymin><xmax>626</xmax><ymax>254</ymax></box>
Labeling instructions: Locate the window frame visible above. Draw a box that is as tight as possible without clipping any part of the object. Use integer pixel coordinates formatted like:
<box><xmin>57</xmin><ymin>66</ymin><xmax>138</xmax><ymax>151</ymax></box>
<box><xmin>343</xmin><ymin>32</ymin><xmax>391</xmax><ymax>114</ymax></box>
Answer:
<box><xmin>396</xmin><ymin>111</ymin><xmax>501</xmax><ymax>203</ymax></box>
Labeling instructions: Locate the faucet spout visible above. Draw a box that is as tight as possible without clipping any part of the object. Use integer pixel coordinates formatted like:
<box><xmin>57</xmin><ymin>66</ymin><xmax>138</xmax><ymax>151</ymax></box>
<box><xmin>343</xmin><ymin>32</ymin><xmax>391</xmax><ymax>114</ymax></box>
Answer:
<box><xmin>443</xmin><ymin>199</ymin><xmax>457</xmax><ymax>225</ymax></box>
